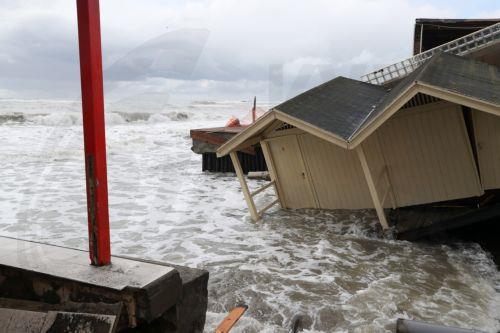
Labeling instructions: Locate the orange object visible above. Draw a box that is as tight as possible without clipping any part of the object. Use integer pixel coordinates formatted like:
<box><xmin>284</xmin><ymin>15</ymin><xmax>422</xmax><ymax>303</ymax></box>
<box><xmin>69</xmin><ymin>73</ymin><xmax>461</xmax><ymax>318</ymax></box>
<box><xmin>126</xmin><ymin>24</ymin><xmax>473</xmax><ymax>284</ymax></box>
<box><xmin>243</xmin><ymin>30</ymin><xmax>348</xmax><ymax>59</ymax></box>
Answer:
<box><xmin>225</xmin><ymin>117</ymin><xmax>241</xmax><ymax>127</ymax></box>
<box><xmin>215</xmin><ymin>305</ymin><xmax>248</xmax><ymax>333</ymax></box>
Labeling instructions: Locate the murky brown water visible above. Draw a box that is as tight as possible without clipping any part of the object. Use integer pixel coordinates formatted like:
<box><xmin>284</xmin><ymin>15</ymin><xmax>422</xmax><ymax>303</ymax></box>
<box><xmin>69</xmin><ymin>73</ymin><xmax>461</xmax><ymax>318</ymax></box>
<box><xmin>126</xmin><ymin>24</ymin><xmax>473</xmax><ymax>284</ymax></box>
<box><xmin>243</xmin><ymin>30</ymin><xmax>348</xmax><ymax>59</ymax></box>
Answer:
<box><xmin>0</xmin><ymin>99</ymin><xmax>498</xmax><ymax>332</ymax></box>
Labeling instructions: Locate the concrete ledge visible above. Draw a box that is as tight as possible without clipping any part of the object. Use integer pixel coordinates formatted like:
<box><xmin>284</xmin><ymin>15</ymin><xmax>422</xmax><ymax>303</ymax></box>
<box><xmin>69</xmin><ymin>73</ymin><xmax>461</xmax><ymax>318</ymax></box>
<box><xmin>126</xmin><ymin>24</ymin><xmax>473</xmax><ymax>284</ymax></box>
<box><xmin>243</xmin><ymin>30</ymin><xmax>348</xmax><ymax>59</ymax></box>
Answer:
<box><xmin>0</xmin><ymin>237</ymin><xmax>208</xmax><ymax>332</ymax></box>
<box><xmin>119</xmin><ymin>259</ymin><xmax>209</xmax><ymax>333</ymax></box>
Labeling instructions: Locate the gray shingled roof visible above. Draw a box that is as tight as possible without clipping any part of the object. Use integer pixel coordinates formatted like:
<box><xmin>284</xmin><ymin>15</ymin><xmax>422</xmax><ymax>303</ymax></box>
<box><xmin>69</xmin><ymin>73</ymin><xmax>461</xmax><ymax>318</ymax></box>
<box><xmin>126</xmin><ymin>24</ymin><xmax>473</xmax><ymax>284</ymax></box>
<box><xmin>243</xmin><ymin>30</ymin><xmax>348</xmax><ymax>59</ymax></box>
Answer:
<box><xmin>273</xmin><ymin>53</ymin><xmax>500</xmax><ymax>142</ymax></box>
<box><xmin>273</xmin><ymin>77</ymin><xmax>387</xmax><ymax>140</ymax></box>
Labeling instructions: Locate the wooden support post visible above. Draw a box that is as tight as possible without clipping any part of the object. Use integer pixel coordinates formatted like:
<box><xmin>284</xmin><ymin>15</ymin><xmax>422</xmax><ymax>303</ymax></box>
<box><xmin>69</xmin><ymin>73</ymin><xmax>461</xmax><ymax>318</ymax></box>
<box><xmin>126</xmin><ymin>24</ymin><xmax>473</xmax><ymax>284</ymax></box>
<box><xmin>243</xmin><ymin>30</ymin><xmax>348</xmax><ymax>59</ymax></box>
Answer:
<box><xmin>76</xmin><ymin>0</ymin><xmax>111</xmax><ymax>266</ymax></box>
<box><xmin>385</xmin><ymin>166</ymin><xmax>397</xmax><ymax>210</ymax></box>
<box><xmin>230</xmin><ymin>152</ymin><xmax>259</xmax><ymax>221</ymax></box>
<box><xmin>356</xmin><ymin>146</ymin><xmax>390</xmax><ymax>230</ymax></box>
<box><xmin>260</xmin><ymin>140</ymin><xmax>284</xmax><ymax>208</ymax></box>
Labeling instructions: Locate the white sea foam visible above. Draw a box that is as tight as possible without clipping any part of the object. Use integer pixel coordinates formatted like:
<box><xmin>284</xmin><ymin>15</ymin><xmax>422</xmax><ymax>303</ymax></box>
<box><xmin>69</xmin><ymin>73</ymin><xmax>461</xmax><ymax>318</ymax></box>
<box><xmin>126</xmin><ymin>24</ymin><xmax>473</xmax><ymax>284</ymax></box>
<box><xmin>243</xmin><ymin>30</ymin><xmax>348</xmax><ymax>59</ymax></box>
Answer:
<box><xmin>0</xmin><ymin>99</ymin><xmax>498</xmax><ymax>332</ymax></box>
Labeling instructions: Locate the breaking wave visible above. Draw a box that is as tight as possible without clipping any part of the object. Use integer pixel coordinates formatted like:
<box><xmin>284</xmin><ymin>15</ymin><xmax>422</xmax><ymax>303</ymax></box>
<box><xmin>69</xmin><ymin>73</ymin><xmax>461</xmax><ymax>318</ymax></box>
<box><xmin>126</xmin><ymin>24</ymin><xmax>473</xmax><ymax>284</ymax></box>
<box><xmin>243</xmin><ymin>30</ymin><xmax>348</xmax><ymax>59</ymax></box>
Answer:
<box><xmin>0</xmin><ymin>111</ymin><xmax>191</xmax><ymax>126</ymax></box>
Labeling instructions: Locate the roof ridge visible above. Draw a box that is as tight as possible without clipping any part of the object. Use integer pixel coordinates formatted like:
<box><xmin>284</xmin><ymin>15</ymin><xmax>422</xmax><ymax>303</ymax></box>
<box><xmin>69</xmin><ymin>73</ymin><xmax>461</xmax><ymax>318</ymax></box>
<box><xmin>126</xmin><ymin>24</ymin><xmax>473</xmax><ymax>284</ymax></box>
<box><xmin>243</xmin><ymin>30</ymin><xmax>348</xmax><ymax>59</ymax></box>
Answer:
<box><xmin>273</xmin><ymin>76</ymin><xmax>384</xmax><ymax>112</ymax></box>
<box><xmin>346</xmin><ymin>55</ymin><xmax>442</xmax><ymax>141</ymax></box>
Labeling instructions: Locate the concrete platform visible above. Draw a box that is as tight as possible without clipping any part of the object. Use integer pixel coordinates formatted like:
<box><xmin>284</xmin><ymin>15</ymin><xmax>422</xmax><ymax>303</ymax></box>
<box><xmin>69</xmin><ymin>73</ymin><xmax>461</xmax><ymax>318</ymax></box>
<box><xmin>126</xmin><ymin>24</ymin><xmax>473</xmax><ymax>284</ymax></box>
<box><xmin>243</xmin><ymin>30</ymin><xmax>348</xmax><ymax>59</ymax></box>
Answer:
<box><xmin>0</xmin><ymin>236</ymin><xmax>176</xmax><ymax>290</ymax></box>
<box><xmin>0</xmin><ymin>236</ymin><xmax>208</xmax><ymax>332</ymax></box>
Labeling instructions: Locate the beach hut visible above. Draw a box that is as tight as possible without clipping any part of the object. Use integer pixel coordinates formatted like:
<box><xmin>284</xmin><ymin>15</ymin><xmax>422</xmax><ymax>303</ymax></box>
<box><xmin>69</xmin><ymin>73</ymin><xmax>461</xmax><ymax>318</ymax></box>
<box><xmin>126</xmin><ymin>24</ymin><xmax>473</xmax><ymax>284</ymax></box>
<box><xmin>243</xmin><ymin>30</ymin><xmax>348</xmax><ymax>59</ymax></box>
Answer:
<box><xmin>216</xmin><ymin>53</ymin><xmax>500</xmax><ymax>230</ymax></box>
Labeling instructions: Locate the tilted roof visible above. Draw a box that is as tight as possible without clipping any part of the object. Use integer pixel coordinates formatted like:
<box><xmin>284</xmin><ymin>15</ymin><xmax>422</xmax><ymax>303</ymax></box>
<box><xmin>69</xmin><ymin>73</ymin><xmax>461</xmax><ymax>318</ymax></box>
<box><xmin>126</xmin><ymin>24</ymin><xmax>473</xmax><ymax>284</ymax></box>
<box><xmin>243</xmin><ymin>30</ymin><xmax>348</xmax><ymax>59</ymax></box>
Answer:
<box><xmin>273</xmin><ymin>77</ymin><xmax>387</xmax><ymax>140</ymax></box>
<box><xmin>273</xmin><ymin>53</ymin><xmax>500</xmax><ymax>141</ymax></box>
<box><xmin>217</xmin><ymin>53</ymin><xmax>499</xmax><ymax>156</ymax></box>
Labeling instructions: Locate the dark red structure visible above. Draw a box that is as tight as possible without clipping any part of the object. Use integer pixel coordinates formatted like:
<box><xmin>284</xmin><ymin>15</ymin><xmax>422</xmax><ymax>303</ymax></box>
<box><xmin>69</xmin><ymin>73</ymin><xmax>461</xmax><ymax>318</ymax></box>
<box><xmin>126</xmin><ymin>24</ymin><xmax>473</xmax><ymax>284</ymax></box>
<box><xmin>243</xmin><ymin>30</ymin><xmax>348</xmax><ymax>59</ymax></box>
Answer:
<box><xmin>76</xmin><ymin>0</ymin><xmax>111</xmax><ymax>266</ymax></box>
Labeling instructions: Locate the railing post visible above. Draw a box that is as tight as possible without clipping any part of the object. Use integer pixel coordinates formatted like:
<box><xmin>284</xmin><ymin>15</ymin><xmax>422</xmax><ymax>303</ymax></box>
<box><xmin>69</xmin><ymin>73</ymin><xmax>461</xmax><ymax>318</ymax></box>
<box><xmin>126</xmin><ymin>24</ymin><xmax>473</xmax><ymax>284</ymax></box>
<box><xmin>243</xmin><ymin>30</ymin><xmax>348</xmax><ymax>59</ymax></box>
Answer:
<box><xmin>76</xmin><ymin>0</ymin><xmax>111</xmax><ymax>266</ymax></box>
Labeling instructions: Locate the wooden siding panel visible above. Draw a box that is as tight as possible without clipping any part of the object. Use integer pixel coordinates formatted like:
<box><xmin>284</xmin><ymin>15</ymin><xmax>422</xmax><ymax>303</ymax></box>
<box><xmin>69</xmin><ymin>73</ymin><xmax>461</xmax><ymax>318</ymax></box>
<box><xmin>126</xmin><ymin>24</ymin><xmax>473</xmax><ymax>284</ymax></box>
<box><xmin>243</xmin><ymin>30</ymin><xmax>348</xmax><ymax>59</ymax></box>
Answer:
<box><xmin>266</xmin><ymin>135</ymin><xmax>315</xmax><ymax>209</ymax></box>
<box><xmin>298</xmin><ymin>133</ymin><xmax>374</xmax><ymax>209</ymax></box>
<box><xmin>376</xmin><ymin>104</ymin><xmax>482</xmax><ymax>206</ymax></box>
<box><xmin>362</xmin><ymin>133</ymin><xmax>394</xmax><ymax>208</ymax></box>
<box><xmin>473</xmin><ymin>110</ymin><xmax>500</xmax><ymax>189</ymax></box>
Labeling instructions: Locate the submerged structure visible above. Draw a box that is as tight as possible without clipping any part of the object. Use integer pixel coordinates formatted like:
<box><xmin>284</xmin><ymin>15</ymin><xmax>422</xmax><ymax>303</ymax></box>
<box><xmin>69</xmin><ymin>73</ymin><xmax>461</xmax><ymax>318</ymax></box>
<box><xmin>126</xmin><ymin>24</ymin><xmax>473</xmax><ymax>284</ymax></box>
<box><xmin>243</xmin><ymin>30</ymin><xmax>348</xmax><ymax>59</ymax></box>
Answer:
<box><xmin>190</xmin><ymin>126</ymin><xmax>267</xmax><ymax>173</ymax></box>
<box><xmin>217</xmin><ymin>20</ymin><xmax>500</xmax><ymax>232</ymax></box>
<box><xmin>190</xmin><ymin>99</ymin><xmax>269</xmax><ymax>173</ymax></box>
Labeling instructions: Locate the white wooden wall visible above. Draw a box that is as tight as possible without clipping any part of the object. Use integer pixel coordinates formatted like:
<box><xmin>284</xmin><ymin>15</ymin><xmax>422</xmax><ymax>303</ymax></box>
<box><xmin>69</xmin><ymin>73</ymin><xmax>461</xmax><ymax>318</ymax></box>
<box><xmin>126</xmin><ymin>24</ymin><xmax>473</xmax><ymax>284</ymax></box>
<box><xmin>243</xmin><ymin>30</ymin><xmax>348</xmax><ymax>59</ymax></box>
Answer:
<box><xmin>298</xmin><ymin>134</ymin><xmax>374</xmax><ymax>209</ymax></box>
<box><xmin>263</xmin><ymin>102</ymin><xmax>484</xmax><ymax>211</ymax></box>
<box><xmin>473</xmin><ymin>110</ymin><xmax>500</xmax><ymax>189</ymax></box>
<box><xmin>374</xmin><ymin>103</ymin><xmax>483</xmax><ymax>206</ymax></box>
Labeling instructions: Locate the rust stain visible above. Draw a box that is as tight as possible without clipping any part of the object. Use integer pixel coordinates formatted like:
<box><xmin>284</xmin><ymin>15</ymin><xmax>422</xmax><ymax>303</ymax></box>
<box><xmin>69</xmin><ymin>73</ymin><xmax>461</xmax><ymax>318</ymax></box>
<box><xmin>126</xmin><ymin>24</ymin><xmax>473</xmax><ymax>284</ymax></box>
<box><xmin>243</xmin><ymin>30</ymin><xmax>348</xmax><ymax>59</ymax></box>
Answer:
<box><xmin>86</xmin><ymin>154</ymin><xmax>99</xmax><ymax>265</ymax></box>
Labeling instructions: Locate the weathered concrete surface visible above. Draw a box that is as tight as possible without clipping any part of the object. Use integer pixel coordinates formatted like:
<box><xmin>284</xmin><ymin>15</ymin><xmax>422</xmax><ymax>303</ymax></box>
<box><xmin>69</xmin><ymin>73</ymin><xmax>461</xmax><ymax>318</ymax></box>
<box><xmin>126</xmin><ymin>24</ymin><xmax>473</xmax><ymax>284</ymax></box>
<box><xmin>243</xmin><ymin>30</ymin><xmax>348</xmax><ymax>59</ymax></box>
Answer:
<box><xmin>0</xmin><ymin>237</ymin><xmax>209</xmax><ymax>332</ymax></box>
<box><xmin>0</xmin><ymin>297</ymin><xmax>125</xmax><ymax>329</ymax></box>
<box><xmin>43</xmin><ymin>311</ymin><xmax>116</xmax><ymax>333</ymax></box>
<box><xmin>0</xmin><ymin>237</ymin><xmax>176</xmax><ymax>290</ymax></box>
<box><xmin>167</xmin><ymin>264</ymin><xmax>209</xmax><ymax>333</ymax></box>
<box><xmin>117</xmin><ymin>258</ymin><xmax>209</xmax><ymax>333</ymax></box>
<box><xmin>0</xmin><ymin>308</ymin><xmax>117</xmax><ymax>333</ymax></box>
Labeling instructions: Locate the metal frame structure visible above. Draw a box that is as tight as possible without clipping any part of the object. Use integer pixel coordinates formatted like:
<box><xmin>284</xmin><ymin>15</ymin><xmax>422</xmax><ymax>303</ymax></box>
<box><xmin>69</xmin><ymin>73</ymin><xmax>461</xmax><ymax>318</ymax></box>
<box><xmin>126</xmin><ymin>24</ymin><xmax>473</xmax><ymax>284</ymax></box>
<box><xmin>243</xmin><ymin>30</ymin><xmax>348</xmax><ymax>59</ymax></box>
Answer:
<box><xmin>361</xmin><ymin>22</ymin><xmax>500</xmax><ymax>85</ymax></box>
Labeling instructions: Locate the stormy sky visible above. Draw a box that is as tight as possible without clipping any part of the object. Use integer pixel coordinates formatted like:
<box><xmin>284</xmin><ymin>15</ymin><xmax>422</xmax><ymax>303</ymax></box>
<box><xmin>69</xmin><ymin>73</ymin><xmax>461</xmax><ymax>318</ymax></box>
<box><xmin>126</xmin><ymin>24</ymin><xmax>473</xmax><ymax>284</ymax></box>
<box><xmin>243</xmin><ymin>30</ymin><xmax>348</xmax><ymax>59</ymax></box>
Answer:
<box><xmin>0</xmin><ymin>0</ymin><xmax>499</xmax><ymax>103</ymax></box>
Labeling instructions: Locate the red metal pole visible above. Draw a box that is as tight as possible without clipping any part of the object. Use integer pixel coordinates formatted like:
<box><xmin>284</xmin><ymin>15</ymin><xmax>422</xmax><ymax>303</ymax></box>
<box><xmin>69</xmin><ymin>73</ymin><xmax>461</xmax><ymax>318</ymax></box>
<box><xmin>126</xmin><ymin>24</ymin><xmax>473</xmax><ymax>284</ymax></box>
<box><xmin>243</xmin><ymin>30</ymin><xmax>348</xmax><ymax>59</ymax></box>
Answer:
<box><xmin>76</xmin><ymin>0</ymin><xmax>111</xmax><ymax>266</ymax></box>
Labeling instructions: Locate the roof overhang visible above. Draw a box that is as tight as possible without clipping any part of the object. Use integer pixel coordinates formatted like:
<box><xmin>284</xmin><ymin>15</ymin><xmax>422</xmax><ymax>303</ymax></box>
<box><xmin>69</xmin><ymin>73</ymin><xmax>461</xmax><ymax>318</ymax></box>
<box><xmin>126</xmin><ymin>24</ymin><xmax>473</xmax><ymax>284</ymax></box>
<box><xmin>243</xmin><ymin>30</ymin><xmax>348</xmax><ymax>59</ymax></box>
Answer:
<box><xmin>218</xmin><ymin>84</ymin><xmax>500</xmax><ymax>156</ymax></box>
<box><xmin>348</xmin><ymin>81</ymin><xmax>500</xmax><ymax>149</ymax></box>
<box><xmin>216</xmin><ymin>109</ymin><xmax>348</xmax><ymax>157</ymax></box>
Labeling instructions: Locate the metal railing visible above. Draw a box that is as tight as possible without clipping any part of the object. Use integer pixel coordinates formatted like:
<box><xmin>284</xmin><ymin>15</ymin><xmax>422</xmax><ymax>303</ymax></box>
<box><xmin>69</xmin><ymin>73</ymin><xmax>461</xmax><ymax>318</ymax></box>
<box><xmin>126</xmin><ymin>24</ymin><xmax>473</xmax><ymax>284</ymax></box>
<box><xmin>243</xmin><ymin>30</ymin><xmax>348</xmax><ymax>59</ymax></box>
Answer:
<box><xmin>361</xmin><ymin>22</ymin><xmax>500</xmax><ymax>85</ymax></box>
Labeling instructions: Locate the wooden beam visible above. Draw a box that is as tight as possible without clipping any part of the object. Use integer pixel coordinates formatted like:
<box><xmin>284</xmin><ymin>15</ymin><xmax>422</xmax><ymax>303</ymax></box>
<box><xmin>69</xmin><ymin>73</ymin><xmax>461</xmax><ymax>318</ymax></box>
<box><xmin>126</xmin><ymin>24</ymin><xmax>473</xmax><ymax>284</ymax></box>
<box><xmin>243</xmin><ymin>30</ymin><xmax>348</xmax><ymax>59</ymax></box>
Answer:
<box><xmin>258</xmin><ymin>199</ymin><xmax>280</xmax><ymax>216</ymax></box>
<box><xmin>251</xmin><ymin>180</ymin><xmax>275</xmax><ymax>197</ymax></box>
<box><xmin>260</xmin><ymin>140</ymin><xmax>285</xmax><ymax>208</ymax></box>
<box><xmin>274</xmin><ymin>110</ymin><xmax>349</xmax><ymax>149</ymax></box>
<box><xmin>348</xmin><ymin>85</ymin><xmax>418</xmax><ymax>149</ymax></box>
<box><xmin>417</xmin><ymin>83</ymin><xmax>500</xmax><ymax>117</ymax></box>
<box><xmin>385</xmin><ymin>166</ymin><xmax>397</xmax><ymax>209</ymax></box>
<box><xmin>215</xmin><ymin>305</ymin><xmax>248</xmax><ymax>333</ymax></box>
<box><xmin>230</xmin><ymin>151</ymin><xmax>259</xmax><ymax>221</ymax></box>
<box><xmin>356</xmin><ymin>146</ymin><xmax>390</xmax><ymax>230</ymax></box>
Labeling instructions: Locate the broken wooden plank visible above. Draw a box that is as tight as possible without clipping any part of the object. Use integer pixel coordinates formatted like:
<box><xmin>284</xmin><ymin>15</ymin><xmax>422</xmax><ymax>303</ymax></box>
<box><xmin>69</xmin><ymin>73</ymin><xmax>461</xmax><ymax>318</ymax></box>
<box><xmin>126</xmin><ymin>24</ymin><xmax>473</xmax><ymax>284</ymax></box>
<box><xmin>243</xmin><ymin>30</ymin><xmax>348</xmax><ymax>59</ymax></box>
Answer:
<box><xmin>215</xmin><ymin>305</ymin><xmax>248</xmax><ymax>333</ymax></box>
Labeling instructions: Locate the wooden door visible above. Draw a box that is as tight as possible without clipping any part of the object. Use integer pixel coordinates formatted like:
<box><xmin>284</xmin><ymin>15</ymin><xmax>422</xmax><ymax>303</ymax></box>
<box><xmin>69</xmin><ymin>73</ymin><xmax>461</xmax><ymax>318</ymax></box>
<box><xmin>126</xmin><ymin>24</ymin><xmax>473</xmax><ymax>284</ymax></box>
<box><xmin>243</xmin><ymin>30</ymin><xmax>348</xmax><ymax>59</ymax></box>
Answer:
<box><xmin>473</xmin><ymin>110</ymin><xmax>500</xmax><ymax>190</ymax></box>
<box><xmin>266</xmin><ymin>135</ymin><xmax>316</xmax><ymax>209</ymax></box>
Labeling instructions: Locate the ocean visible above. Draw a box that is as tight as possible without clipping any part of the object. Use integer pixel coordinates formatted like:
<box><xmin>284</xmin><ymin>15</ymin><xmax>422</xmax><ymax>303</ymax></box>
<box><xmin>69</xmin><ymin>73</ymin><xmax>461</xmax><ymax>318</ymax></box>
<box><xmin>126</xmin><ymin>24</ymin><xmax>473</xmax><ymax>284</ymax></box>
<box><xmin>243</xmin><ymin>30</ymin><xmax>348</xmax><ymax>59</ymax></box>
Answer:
<box><xmin>0</xmin><ymin>98</ymin><xmax>498</xmax><ymax>332</ymax></box>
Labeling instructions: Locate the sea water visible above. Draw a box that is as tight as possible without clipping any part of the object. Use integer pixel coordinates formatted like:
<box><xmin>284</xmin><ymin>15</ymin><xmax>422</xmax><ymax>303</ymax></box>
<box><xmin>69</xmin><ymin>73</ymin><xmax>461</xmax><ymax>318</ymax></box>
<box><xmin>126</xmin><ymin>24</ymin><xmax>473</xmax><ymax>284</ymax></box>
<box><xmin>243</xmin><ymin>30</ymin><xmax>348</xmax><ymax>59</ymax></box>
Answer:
<box><xmin>0</xmin><ymin>99</ymin><xmax>498</xmax><ymax>332</ymax></box>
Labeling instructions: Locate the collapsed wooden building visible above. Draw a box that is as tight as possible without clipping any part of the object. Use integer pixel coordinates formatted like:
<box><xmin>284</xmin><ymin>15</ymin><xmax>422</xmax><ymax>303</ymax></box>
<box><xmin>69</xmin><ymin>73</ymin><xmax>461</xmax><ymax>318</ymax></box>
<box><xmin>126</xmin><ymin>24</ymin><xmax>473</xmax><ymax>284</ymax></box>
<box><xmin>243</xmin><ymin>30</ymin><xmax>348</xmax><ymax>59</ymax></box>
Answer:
<box><xmin>217</xmin><ymin>49</ymin><xmax>500</xmax><ymax>231</ymax></box>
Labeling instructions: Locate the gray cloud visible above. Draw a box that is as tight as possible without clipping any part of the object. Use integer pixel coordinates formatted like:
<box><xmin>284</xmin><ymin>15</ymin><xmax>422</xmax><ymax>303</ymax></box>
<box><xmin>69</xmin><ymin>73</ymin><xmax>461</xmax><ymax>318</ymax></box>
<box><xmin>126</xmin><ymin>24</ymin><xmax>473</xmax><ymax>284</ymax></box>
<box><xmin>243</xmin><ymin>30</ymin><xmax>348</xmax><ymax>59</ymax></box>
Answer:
<box><xmin>105</xmin><ymin>28</ymin><xmax>210</xmax><ymax>82</ymax></box>
<box><xmin>1</xmin><ymin>0</ymin><xmax>483</xmax><ymax>102</ymax></box>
